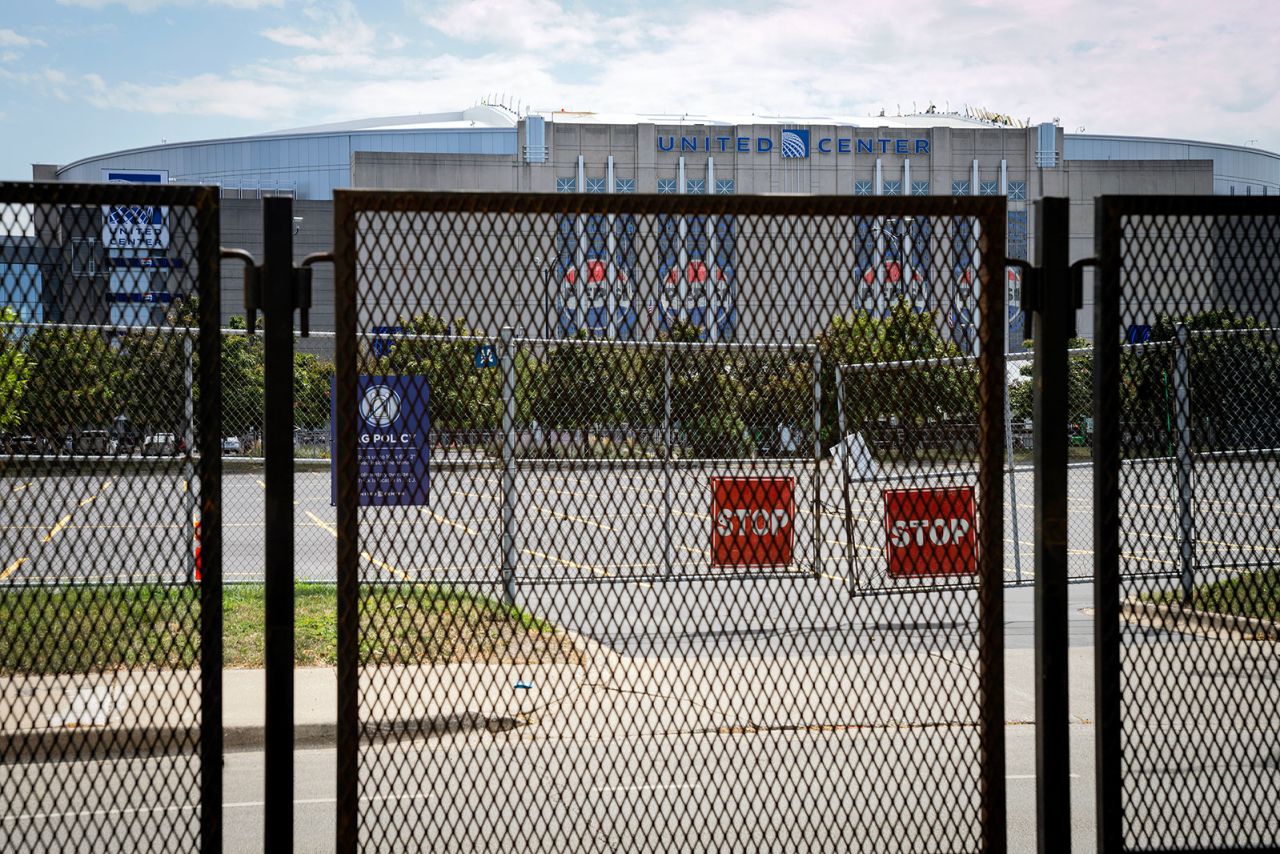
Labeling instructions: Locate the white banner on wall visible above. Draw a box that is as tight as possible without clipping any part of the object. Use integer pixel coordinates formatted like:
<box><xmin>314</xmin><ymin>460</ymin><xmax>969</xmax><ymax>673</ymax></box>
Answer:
<box><xmin>100</xmin><ymin>169</ymin><xmax>169</xmax><ymax>250</ymax></box>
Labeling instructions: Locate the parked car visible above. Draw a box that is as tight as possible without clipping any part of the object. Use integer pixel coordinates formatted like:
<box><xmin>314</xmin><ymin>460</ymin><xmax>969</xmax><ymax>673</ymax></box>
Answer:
<box><xmin>75</xmin><ymin>430</ymin><xmax>117</xmax><ymax>455</ymax></box>
<box><xmin>4</xmin><ymin>434</ymin><xmax>46</xmax><ymax>455</ymax></box>
<box><xmin>143</xmin><ymin>432</ymin><xmax>178</xmax><ymax>455</ymax></box>
<box><xmin>221</xmin><ymin>436</ymin><xmax>242</xmax><ymax>454</ymax></box>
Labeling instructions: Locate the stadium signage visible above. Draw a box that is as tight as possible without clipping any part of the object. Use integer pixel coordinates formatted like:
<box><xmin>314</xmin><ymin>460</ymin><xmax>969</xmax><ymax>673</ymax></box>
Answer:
<box><xmin>330</xmin><ymin>375</ymin><xmax>431</xmax><ymax>507</ymax></box>
<box><xmin>657</xmin><ymin>132</ymin><xmax>929</xmax><ymax>158</ymax></box>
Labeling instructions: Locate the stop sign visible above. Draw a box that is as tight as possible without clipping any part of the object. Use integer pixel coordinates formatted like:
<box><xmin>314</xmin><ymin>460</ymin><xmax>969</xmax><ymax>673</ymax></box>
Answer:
<box><xmin>711</xmin><ymin>476</ymin><xmax>795</xmax><ymax>568</ymax></box>
<box><xmin>882</xmin><ymin>486</ymin><xmax>977</xmax><ymax>577</ymax></box>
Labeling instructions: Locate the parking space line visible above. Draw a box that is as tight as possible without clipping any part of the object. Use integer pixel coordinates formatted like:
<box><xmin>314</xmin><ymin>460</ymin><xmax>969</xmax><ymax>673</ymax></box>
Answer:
<box><xmin>531</xmin><ymin>504</ymin><xmax>620</xmax><ymax>533</ymax></box>
<box><xmin>522</xmin><ymin>548</ymin><xmax>612</xmax><ymax>578</ymax></box>
<box><xmin>426</xmin><ymin>510</ymin><xmax>479</xmax><ymax>536</ymax></box>
<box><xmin>11</xmin><ymin>482</ymin><xmax>31</xmax><ymax>493</ymax></box>
<box><xmin>42</xmin><ymin>514</ymin><xmax>74</xmax><ymax>543</ymax></box>
<box><xmin>0</xmin><ymin>558</ymin><xmax>26</xmax><ymax>582</ymax></box>
<box><xmin>304</xmin><ymin>511</ymin><xmax>410</xmax><ymax>582</ymax></box>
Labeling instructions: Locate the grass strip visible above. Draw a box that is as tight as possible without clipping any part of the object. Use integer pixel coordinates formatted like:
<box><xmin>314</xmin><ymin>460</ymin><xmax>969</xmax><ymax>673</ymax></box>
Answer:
<box><xmin>1</xmin><ymin>583</ymin><xmax>577</xmax><ymax>674</ymax></box>
<box><xmin>1149</xmin><ymin>569</ymin><xmax>1280</xmax><ymax>623</ymax></box>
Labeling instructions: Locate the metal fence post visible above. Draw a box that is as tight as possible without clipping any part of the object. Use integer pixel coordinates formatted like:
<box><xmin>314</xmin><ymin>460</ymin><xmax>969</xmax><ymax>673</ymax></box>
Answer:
<box><xmin>811</xmin><ymin>345</ymin><xmax>823</xmax><ymax>575</ymax></box>
<box><xmin>1004</xmin><ymin>353</ymin><xmax>1024</xmax><ymax>584</ymax></box>
<box><xmin>663</xmin><ymin>347</ymin><xmax>674</xmax><ymax>575</ymax></box>
<box><xmin>835</xmin><ymin>364</ymin><xmax>855</xmax><ymax>590</ymax></box>
<box><xmin>1032</xmin><ymin>197</ymin><xmax>1072</xmax><ymax>852</ymax></box>
<box><xmin>261</xmin><ymin>196</ymin><xmax>296</xmax><ymax>853</ymax></box>
<box><xmin>1173</xmin><ymin>323</ymin><xmax>1196</xmax><ymax>604</ymax></box>
<box><xmin>500</xmin><ymin>327</ymin><xmax>518</xmax><ymax>606</ymax></box>
<box><xmin>183</xmin><ymin>333</ymin><xmax>197</xmax><ymax>584</ymax></box>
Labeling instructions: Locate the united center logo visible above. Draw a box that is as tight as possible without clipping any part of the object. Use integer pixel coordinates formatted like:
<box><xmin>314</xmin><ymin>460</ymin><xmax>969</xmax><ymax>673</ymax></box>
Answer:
<box><xmin>360</xmin><ymin>384</ymin><xmax>401</xmax><ymax>428</ymax></box>
<box><xmin>781</xmin><ymin>129</ymin><xmax>810</xmax><ymax>159</ymax></box>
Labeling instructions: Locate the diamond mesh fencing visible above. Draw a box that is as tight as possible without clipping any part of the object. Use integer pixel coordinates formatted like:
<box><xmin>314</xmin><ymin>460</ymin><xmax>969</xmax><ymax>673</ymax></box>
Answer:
<box><xmin>0</xmin><ymin>184</ymin><xmax>221</xmax><ymax>852</ymax></box>
<box><xmin>1095</xmin><ymin>198</ymin><xmax>1280</xmax><ymax>851</ymax></box>
<box><xmin>332</xmin><ymin>193</ymin><xmax>1007</xmax><ymax>852</ymax></box>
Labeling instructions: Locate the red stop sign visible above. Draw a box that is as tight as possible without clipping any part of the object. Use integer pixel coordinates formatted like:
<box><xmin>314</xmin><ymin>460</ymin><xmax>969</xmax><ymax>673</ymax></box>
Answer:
<box><xmin>883</xmin><ymin>486</ymin><xmax>977</xmax><ymax>577</ymax></box>
<box><xmin>711</xmin><ymin>477</ymin><xmax>795</xmax><ymax>568</ymax></box>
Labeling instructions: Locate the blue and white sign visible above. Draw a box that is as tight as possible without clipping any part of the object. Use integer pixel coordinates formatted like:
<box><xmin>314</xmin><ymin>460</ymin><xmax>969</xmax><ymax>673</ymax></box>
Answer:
<box><xmin>780</xmin><ymin>129</ymin><xmax>810</xmax><ymax>159</ymax></box>
<box><xmin>474</xmin><ymin>344</ymin><xmax>497</xmax><ymax>368</ymax></box>
<box><xmin>100</xmin><ymin>169</ymin><xmax>169</xmax><ymax>250</ymax></box>
<box><xmin>658</xmin><ymin>133</ymin><xmax>930</xmax><ymax>156</ymax></box>
<box><xmin>330</xmin><ymin>375</ymin><xmax>431</xmax><ymax>507</ymax></box>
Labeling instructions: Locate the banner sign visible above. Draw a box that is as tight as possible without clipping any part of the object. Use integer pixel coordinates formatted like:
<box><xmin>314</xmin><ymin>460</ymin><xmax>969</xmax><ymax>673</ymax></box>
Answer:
<box><xmin>100</xmin><ymin>169</ymin><xmax>170</xmax><ymax>250</ymax></box>
<box><xmin>882</xmin><ymin>486</ymin><xmax>977</xmax><ymax>577</ymax></box>
<box><xmin>330</xmin><ymin>375</ymin><xmax>430</xmax><ymax>506</ymax></box>
<box><xmin>711</xmin><ymin>476</ymin><xmax>795</xmax><ymax>568</ymax></box>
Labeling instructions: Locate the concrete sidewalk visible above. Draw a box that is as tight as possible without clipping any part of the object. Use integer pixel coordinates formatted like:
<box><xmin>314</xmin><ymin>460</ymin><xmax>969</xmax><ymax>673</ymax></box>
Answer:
<box><xmin>1</xmin><ymin>625</ymin><xmax>1096</xmax><ymax>764</ymax></box>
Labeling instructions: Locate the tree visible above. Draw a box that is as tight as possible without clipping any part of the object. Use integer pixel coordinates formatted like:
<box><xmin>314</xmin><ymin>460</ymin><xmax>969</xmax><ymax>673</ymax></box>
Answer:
<box><xmin>1124</xmin><ymin>309</ymin><xmax>1280</xmax><ymax>453</ymax></box>
<box><xmin>293</xmin><ymin>351</ymin><xmax>333</xmax><ymax>431</ymax></box>
<box><xmin>0</xmin><ymin>308</ymin><xmax>32</xmax><ymax>431</ymax></box>
<box><xmin>19</xmin><ymin>326</ymin><xmax>123</xmax><ymax>441</ymax></box>
<box><xmin>376</xmin><ymin>314</ymin><xmax>501</xmax><ymax>439</ymax></box>
<box><xmin>816</xmin><ymin>298</ymin><xmax>975</xmax><ymax>454</ymax></box>
<box><xmin>1009</xmin><ymin>337</ymin><xmax>1093</xmax><ymax>427</ymax></box>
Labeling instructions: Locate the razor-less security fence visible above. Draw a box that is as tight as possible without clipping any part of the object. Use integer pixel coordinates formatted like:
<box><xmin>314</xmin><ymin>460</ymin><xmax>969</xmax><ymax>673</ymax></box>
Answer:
<box><xmin>0</xmin><ymin>184</ymin><xmax>222</xmax><ymax>852</ymax></box>
<box><xmin>332</xmin><ymin>192</ymin><xmax>1007</xmax><ymax>852</ymax></box>
<box><xmin>1094</xmin><ymin>196</ymin><xmax>1280</xmax><ymax>851</ymax></box>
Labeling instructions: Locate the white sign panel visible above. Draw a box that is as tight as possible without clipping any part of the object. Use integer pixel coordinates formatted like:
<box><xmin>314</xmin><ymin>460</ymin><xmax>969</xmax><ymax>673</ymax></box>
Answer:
<box><xmin>100</xmin><ymin>169</ymin><xmax>169</xmax><ymax>250</ymax></box>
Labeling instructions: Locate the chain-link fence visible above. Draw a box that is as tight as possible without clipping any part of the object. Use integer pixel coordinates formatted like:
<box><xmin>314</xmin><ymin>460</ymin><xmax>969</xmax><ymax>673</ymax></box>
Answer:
<box><xmin>332</xmin><ymin>192</ymin><xmax>1007</xmax><ymax>852</ymax></box>
<box><xmin>1095</xmin><ymin>198</ymin><xmax>1280</xmax><ymax>851</ymax></box>
<box><xmin>0</xmin><ymin>184</ymin><xmax>221</xmax><ymax>853</ymax></box>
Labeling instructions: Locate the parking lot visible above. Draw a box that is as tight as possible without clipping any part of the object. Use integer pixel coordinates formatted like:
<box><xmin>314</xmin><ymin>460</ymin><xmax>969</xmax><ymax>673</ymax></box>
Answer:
<box><xmin>2</xmin><ymin>454</ymin><xmax>1276</xmax><ymax>593</ymax></box>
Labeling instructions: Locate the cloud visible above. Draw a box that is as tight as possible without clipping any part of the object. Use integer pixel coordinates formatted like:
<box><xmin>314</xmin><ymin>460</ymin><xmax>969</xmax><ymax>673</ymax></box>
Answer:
<box><xmin>28</xmin><ymin>0</ymin><xmax>1280</xmax><ymax>155</ymax></box>
<box><xmin>0</xmin><ymin>30</ymin><xmax>44</xmax><ymax>48</ymax></box>
<box><xmin>57</xmin><ymin>0</ymin><xmax>280</xmax><ymax>10</ymax></box>
<box><xmin>423</xmin><ymin>0</ymin><xmax>604</xmax><ymax>52</ymax></box>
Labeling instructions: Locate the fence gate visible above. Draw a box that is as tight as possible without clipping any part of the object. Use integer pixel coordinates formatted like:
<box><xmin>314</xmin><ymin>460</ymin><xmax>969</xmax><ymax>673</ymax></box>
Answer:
<box><xmin>1094</xmin><ymin>195</ymin><xmax>1280</xmax><ymax>850</ymax></box>
<box><xmin>0</xmin><ymin>183</ymin><xmax>222</xmax><ymax>852</ymax></box>
<box><xmin>333</xmin><ymin>192</ymin><xmax>1007</xmax><ymax>852</ymax></box>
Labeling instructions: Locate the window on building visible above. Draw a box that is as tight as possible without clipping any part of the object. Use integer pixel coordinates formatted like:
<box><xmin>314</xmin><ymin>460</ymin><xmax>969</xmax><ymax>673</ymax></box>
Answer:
<box><xmin>70</xmin><ymin>238</ymin><xmax>97</xmax><ymax>277</ymax></box>
<box><xmin>715</xmin><ymin>179</ymin><xmax>735</xmax><ymax>195</ymax></box>
<box><xmin>1008</xmin><ymin>211</ymin><xmax>1029</xmax><ymax>261</ymax></box>
<box><xmin>555</xmin><ymin>177</ymin><xmax>577</xmax><ymax>193</ymax></box>
<box><xmin>685</xmin><ymin>178</ymin><xmax>706</xmax><ymax>194</ymax></box>
<box><xmin>912</xmin><ymin>180</ymin><xmax>930</xmax><ymax>196</ymax></box>
<box><xmin>585</xmin><ymin>177</ymin><xmax>606</xmax><ymax>194</ymax></box>
<box><xmin>883</xmin><ymin>180</ymin><xmax>902</xmax><ymax>196</ymax></box>
<box><xmin>952</xmin><ymin>180</ymin><xmax>970</xmax><ymax>196</ymax></box>
<box><xmin>657</xmin><ymin>178</ymin><xmax>678</xmax><ymax>194</ymax></box>
<box><xmin>1007</xmin><ymin>181</ymin><xmax>1027</xmax><ymax>201</ymax></box>
<box><xmin>854</xmin><ymin>180</ymin><xmax>873</xmax><ymax>196</ymax></box>
<box><xmin>615</xmin><ymin>178</ymin><xmax>636</xmax><ymax>193</ymax></box>
<box><xmin>980</xmin><ymin>181</ymin><xmax>999</xmax><ymax>196</ymax></box>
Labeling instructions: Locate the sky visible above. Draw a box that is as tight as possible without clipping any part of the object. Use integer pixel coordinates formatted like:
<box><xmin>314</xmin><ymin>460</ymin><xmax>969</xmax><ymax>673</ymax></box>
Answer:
<box><xmin>1</xmin><ymin>0</ymin><xmax>1277</xmax><ymax>180</ymax></box>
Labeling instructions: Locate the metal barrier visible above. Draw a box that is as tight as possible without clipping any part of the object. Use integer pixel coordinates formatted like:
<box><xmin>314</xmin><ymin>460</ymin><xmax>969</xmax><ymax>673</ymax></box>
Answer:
<box><xmin>1094</xmin><ymin>195</ymin><xmax>1280</xmax><ymax>851</ymax></box>
<box><xmin>0</xmin><ymin>182</ymin><xmax>222</xmax><ymax>853</ymax></box>
<box><xmin>332</xmin><ymin>191</ymin><xmax>1007</xmax><ymax>852</ymax></box>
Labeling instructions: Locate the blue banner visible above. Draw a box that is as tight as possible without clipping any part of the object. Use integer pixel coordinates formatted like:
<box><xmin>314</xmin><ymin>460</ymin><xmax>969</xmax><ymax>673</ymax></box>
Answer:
<box><xmin>330</xmin><ymin>375</ymin><xmax>431</xmax><ymax>506</ymax></box>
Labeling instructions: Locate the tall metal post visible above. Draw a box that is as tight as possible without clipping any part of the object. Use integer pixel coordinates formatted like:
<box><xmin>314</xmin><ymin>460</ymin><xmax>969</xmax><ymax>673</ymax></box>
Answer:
<box><xmin>836</xmin><ymin>365</ymin><xmax>855</xmax><ymax>590</ymax></box>
<box><xmin>663</xmin><ymin>348</ymin><xmax>674</xmax><ymax>574</ymax></box>
<box><xmin>1032</xmin><ymin>197</ymin><xmax>1071</xmax><ymax>852</ymax></box>
<box><xmin>1173</xmin><ymin>323</ymin><xmax>1196</xmax><ymax>604</ymax></box>
<box><xmin>811</xmin><ymin>346</ymin><xmax>823</xmax><ymax>575</ymax></box>
<box><xmin>261</xmin><ymin>196</ymin><xmax>296</xmax><ymax>853</ymax></box>
<box><xmin>500</xmin><ymin>327</ymin><xmax>518</xmax><ymax>605</ymax></box>
<box><xmin>1005</xmin><ymin>350</ymin><xmax>1024</xmax><ymax>584</ymax></box>
<box><xmin>183</xmin><ymin>333</ymin><xmax>197</xmax><ymax>584</ymax></box>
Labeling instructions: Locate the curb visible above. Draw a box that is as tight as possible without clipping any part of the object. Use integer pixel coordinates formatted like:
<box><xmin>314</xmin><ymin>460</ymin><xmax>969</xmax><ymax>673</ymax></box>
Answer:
<box><xmin>1121</xmin><ymin>598</ymin><xmax>1279</xmax><ymax>642</ymax></box>
<box><xmin>1</xmin><ymin>714</ymin><xmax>525</xmax><ymax>766</ymax></box>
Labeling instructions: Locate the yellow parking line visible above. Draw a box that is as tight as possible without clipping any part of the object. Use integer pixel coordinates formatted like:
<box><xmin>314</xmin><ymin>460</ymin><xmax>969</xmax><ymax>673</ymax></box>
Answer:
<box><xmin>11</xmin><ymin>482</ymin><xmax>31</xmax><ymax>493</ymax></box>
<box><xmin>533</xmin><ymin>505</ymin><xmax>620</xmax><ymax>533</ymax></box>
<box><xmin>1</xmin><ymin>557</ymin><xmax>26</xmax><ymax>582</ymax></box>
<box><xmin>304</xmin><ymin>511</ymin><xmax>410</xmax><ymax>581</ymax></box>
<box><xmin>43</xmin><ymin>514</ymin><xmax>74</xmax><ymax>543</ymax></box>
<box><xmin>427</xmin><ymin>510</ymin><xmax>479</xmax><ymax>536</ymax></box>
<box><xmin>522</xmin><ymin>548</ymin><xmax>612</xmax><ymax>577</ymax></box>
<box><xmin>820</xmin><ymin>573</ymin><xmax>845</xmax><ymax>584</ymax></box>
